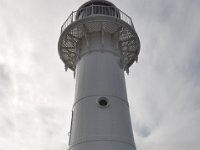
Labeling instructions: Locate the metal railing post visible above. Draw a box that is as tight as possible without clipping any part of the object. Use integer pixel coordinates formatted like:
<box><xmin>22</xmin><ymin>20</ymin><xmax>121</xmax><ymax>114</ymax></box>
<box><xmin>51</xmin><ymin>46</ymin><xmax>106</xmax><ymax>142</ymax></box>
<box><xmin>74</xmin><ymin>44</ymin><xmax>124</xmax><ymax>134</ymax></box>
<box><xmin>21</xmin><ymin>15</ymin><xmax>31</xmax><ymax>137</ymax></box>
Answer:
<box><xmin>71</xmin><ymin>12</ymin><xmax>73</xmax><ymax>23</ymax></box>
<box><xmin>60</xmin><ymin>5</ymin><xmax>134</xmax><ymax>34</ymax></box>
<box><xmin>115</xmin><ymin>7</ymin><xmax>117</xmax><ymax>17</ymax></box>
<box><xmin>92</xmin><ymin>4</ymin><xmax>94</xmax><ymax>15</ymax></box>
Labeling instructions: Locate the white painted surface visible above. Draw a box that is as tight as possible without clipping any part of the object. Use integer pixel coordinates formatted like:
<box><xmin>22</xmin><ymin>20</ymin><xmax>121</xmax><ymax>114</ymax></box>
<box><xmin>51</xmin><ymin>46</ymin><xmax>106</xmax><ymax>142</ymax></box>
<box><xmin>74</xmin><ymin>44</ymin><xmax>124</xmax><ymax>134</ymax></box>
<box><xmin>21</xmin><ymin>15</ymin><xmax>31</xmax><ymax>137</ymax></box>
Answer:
<box><xmin>70</xmin><ymin>30</ymin><xmax>136</xmax><ymax>150</ymax></box>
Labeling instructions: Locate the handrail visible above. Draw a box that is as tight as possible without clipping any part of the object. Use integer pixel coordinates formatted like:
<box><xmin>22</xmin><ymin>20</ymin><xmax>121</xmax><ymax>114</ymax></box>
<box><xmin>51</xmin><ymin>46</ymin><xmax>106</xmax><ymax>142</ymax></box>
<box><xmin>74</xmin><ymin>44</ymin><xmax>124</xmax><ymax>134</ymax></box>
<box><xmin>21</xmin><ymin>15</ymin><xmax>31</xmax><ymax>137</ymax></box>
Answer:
<box><xmin>61</xmin><ymin>5</ymin><xmax>133</xmax><ymax>33</ymax></box>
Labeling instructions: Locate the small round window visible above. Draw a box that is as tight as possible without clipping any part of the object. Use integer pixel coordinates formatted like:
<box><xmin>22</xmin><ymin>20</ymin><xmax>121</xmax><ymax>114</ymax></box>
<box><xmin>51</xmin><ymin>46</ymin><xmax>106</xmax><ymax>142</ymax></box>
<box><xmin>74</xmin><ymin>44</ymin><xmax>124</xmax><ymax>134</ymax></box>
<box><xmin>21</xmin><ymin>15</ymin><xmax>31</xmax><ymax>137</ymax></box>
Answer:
<box><xmin>97</xmin><ymin>97</ymin><xmax>109</xmax><ymax>108</ymax></box>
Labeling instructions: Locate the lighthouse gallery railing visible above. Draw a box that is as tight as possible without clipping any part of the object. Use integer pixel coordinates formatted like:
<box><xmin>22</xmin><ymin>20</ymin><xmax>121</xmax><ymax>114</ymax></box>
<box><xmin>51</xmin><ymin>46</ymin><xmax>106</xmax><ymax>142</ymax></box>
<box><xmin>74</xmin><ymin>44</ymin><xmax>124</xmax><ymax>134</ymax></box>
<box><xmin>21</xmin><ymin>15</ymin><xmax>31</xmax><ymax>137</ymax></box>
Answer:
<box><xmin>61</xmin><ymin>5</ymin><xmax>133</xmax><ymax>33</ymax></box>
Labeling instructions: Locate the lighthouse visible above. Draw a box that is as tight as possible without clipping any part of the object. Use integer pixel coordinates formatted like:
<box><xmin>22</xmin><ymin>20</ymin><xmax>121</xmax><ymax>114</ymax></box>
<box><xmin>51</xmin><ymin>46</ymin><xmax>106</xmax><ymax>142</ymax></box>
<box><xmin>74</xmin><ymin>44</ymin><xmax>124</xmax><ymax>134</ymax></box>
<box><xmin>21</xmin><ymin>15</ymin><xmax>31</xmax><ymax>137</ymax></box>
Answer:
<box><xmin>58</xmin><ymin>0</ymin><xmax>140</xmax><ymax>150</ymax></box>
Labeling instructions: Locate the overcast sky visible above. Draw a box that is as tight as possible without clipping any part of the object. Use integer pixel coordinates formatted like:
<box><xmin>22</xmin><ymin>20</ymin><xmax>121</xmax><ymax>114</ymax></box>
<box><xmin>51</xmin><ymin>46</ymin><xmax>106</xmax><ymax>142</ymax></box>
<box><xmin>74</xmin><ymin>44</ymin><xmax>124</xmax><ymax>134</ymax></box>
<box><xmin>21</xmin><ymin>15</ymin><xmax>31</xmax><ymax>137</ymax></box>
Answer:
<box><xmin>0</xmin><ymin>0</ymin><xmax>200</xmax><ymax>150</ymax></box>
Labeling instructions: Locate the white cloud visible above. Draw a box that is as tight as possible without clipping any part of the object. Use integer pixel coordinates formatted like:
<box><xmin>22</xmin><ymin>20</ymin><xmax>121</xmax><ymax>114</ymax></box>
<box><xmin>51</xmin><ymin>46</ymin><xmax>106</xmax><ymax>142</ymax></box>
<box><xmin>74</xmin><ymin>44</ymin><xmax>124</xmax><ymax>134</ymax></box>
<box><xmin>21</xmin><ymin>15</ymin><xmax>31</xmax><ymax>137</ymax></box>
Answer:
<box><xmin>126</xmin><ymin>0</ymin><xmax>200</xmax><ymax>149</ymax></box>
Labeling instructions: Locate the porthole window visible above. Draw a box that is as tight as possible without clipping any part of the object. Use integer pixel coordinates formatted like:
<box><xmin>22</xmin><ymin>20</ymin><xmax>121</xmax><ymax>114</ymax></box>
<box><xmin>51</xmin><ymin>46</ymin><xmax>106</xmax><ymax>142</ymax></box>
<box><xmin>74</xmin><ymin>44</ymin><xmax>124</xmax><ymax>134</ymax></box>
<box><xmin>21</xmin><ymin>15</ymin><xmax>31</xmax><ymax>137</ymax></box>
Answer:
<box><xmin>97</xmin><ymin>97</ymin><xmax>109</xmax><ymax>108</ymax></box>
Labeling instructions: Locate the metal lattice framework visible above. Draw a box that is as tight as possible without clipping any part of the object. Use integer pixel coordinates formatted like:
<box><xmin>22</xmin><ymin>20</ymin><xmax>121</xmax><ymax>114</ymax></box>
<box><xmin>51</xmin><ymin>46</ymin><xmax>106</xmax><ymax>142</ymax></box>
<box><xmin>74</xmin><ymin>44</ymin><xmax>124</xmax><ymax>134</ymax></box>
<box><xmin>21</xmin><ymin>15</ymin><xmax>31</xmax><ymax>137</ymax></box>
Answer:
<box><xmin>58</xmin><ymin>4</ymin><xmax>140</xmax><ymax>72</ymax></box>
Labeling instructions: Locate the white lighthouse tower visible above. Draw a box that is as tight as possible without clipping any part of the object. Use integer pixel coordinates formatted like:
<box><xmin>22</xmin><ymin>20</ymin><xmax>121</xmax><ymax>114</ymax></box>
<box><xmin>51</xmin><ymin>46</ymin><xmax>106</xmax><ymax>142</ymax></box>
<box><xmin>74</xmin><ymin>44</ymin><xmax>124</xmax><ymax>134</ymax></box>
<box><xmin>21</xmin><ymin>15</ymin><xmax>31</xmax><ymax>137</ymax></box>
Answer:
<box><xmin>58</xmin><ymin>0</ymin><xmax>140</xmax><ymax>150</ymax></box>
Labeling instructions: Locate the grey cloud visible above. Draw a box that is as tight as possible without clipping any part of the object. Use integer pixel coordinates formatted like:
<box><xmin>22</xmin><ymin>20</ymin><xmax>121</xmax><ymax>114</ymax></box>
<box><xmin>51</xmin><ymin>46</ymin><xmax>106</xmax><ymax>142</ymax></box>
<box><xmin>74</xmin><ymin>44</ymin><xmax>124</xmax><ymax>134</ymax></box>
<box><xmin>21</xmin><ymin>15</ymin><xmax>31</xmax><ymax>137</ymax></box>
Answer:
<box><xmin>0</xmin><ymin>64</ymin><xmax>11</xmax><ymax>88</ymax></box>
<box><xmin>0</xmin><ymin>64</ymin><xmax>13</xmax><ymax>102</ymax></box>
<box><xmin>0</xmin><ymin>115</ymin><xmax>15</xmax><ymax>138</ymax></box>
<box><xmin>126</xmin><ymin>0</ymin><xmax>200</xmax><ymax>149</ymax></box>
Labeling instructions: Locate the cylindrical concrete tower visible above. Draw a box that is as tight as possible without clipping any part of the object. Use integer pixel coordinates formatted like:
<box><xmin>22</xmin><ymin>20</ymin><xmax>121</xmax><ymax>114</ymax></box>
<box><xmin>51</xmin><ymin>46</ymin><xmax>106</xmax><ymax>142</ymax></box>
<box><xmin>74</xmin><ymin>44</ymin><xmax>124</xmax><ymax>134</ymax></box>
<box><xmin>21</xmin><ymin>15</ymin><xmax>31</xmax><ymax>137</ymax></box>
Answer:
<box><xmin>58</xmin><ymin>0</ymin><xmax>140</xmax><ymax>150</ymax></box>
